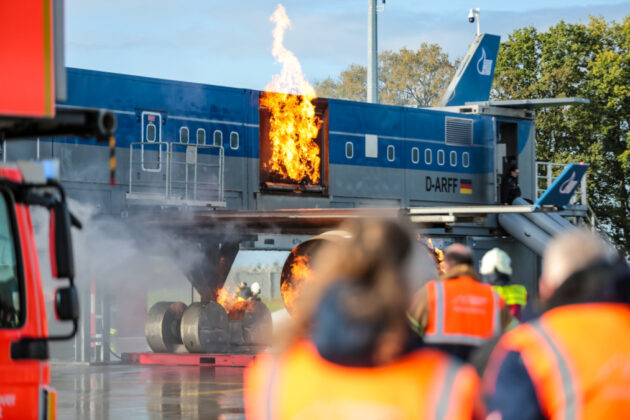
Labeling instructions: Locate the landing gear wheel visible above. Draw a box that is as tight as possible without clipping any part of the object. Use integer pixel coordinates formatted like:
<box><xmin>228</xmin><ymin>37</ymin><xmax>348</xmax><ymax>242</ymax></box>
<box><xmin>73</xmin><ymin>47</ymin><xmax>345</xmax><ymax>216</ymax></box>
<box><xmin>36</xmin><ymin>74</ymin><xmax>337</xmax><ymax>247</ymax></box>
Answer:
<box><xmin>145</xmin><ymin>301</ymin><xmax>187</xmax><ymax>353</ymax></box>
<box><xmin>180</xmin><ymin>302</ymin><xmax>229</xmax><ymax>353</ymax></box>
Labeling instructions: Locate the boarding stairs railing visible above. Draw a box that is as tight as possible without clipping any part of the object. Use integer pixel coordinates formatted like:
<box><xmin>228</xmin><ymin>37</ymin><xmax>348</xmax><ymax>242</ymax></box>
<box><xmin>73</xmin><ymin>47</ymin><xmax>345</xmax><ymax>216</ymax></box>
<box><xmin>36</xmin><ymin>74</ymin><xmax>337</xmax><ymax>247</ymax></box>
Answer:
<box><xmin>127</xmin><ymin>141</ymin><xmax>170</xmax><ymax>199</ymax></box>
<box><xmin>536</xmin><ymin>161</ymin><xmax>588</xmax><ymax>206</ymax></box>
<box><xmin>127</xmin><ymin>141</ymin><xmax>225</xmax><ymax>207</ymax></box>
<box><xmin>168</xmin><ymin>142</ymin><xmax>225</xmax><ymax>204</ymax></box>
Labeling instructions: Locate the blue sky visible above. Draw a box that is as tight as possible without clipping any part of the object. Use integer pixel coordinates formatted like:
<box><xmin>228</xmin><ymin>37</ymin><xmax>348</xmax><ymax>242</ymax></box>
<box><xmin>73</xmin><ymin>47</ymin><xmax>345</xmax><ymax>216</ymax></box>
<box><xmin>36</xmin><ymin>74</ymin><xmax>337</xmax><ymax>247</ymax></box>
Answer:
<box><xmin>65</xmin><ymin>1</ymin><xmax>630</xmax><ymax>91</ymax></box>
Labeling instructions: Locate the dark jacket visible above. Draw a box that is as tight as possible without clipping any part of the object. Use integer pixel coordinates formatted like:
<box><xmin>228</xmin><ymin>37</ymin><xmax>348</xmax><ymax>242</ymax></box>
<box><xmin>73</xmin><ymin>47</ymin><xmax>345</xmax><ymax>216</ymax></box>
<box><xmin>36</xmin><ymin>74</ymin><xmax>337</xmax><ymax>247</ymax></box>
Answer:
<box><xmin>500</xmin><ymin>175</ymin><xmax>521</xmax><ymax>204</ymax></box>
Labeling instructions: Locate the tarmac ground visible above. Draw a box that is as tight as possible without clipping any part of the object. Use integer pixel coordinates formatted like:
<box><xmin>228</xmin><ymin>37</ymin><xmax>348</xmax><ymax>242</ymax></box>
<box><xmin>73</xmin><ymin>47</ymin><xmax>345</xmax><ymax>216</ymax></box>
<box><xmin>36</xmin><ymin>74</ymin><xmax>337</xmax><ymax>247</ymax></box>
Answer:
<box><xmin>50</xmin><ymin>363</ymin><xmax>246</xmax><ymax>420</ymax></box>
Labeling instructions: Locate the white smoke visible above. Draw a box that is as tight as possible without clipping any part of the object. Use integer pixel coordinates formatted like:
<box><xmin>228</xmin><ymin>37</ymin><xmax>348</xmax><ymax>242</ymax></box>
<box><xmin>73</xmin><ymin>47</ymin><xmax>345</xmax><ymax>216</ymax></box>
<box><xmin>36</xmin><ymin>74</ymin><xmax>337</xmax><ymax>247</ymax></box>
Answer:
<box><xmin>33</xmin><ymin>199</ymin><xmax>198</xmax><ymax>360</ymax></box>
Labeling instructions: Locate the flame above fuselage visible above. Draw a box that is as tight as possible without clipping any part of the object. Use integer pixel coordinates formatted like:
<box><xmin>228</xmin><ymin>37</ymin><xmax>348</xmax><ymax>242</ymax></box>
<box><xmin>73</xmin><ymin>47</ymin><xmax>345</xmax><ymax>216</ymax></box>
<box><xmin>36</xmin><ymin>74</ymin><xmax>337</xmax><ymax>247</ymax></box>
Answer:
<box><xmin>261</xmin><ymin>4</ymin><xmax>321</xmax><ymax>185</ymax></box>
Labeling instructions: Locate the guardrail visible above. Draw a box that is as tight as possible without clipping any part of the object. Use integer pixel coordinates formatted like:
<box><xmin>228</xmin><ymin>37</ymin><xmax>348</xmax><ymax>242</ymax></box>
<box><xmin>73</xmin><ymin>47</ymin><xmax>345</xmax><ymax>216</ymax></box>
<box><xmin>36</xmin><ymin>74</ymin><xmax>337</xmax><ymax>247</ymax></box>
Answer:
<box><xmin>168</xmin><ymin>143</ymin><xmax>224</xmax><ymax>203</ymax></box>
<box><xmin>128</xmin><ymin>141</ymin><xmax>169</xmax><ymax>197</ymax></box>
<box><xmin>535</xmin><ymin>161</ymin><xmax>616</xmax><ymax>244</ymax></box>
<box><xmin>128</xmin><ymin>141</ymin><xmax>225</xmax><ymax>206</ymax></box>
<box><xmin>536</xmin><ymin>161</ymin><xmax>587</xmax><ymax>206</ymax></box>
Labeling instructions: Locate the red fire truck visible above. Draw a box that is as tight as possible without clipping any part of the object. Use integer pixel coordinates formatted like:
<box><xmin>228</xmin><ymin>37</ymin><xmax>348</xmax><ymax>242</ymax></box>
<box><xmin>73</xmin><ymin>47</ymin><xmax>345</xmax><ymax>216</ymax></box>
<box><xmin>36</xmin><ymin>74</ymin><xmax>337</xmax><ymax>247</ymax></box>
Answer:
<box><xmin>0</xmin><ymin>3</ymin><xmax>115</xmax><ymax>417</ymax></box>
<box><xmin>0</xmin><ymin>163</ymin><xmax>80</xmax><ymax>419</ymax></box>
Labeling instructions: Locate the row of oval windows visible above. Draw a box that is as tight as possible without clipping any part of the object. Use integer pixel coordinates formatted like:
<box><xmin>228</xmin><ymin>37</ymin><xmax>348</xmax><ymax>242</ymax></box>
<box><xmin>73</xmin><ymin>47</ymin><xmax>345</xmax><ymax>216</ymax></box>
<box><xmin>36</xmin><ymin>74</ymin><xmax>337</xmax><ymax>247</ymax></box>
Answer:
<box><xmin>345</xmin><ymin>142</ymin><xmax>470</xmax><ymax>167</ymax></box>
<box><xmin>146</xmin><ymin>124</ymin><xmax>468</xmax><ymax>166</ymax></box>
<box><xmin>145</xmin><ymin>124</ymin><xmax>240</xmax><ymax>149</ymax></box>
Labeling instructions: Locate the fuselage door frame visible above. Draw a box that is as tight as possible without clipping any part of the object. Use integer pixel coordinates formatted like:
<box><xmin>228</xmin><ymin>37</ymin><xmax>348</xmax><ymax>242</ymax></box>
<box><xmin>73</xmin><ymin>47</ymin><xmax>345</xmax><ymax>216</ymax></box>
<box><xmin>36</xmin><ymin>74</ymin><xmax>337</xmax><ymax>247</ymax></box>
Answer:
<box><xmin>140</xmin><ymin>111</ymin><xmax>163</xmax><ymax>172</ymax></box>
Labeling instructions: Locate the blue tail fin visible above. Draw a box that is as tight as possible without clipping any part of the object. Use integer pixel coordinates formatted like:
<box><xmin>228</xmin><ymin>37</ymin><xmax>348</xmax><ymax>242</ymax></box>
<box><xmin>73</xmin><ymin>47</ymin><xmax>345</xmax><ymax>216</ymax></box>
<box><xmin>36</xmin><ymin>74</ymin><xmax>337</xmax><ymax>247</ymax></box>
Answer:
<box><xmin>534</xmin><ymin>163</ymin><xmax>589</xmax><ymax>209</ymax></box>
<box><xmin>439</xmin><ymin>34</ymin><xmax>501</xmax><ymax>106</ymax></box>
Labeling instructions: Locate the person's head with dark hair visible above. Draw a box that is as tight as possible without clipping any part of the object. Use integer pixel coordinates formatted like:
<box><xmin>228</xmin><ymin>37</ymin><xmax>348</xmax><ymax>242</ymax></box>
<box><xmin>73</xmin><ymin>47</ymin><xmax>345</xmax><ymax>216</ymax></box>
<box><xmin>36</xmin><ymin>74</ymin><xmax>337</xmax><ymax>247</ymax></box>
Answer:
<box><xmin>508</xmin><ymin>165</ymin><xmax>519</xmax><ymax>178</ymax></box>
<box><xmin>278</xmin><ymin>218</ymin><xmax>421</xmax><ymax>366</ymax></box>
<box><xmin>443</xmin><ymin>243</ymin><xmax>474</xmax><ymax>273</ymax></box>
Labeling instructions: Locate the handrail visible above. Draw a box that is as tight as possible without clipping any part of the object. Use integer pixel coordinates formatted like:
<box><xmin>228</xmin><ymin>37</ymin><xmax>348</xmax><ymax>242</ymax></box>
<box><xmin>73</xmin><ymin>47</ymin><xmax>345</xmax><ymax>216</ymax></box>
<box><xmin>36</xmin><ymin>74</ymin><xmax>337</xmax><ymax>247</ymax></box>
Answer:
<box><xmin>128</xmin><ymin>141</ymin><xmax>225</xmax><ymax>205</ymax></box>
<box><xmin>535</xmin><ymin>161</ymin><xmax>587</xmax><ymax>206</ymax></box>
<box><xmin>128</xmin><ymin>141</ymin><xmax>169</xmax><ymax>197</ymax></box>
<box><xmin>168</xmin><ymin>142</ymin><xmax>225</xmax><ymax>203</ymax></box>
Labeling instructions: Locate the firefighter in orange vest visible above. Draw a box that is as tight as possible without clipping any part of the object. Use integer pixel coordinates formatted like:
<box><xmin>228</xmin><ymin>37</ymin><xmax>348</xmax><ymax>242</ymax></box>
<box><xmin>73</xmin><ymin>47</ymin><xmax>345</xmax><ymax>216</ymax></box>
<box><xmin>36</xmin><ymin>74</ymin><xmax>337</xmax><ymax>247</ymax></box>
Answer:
<box><xmin>483</xmin><ymin>230</ymin><xmax>629</xmax><ymax>419</ymax></box>
<box><xmin>480</xmin><ymin>248</ymin><xmax>528</xmax><ymax>322</ymax></box>
<box><xmin>245</xmin><ymin>219</ymin><xmax>485</xmax><ymax>419</ymax></box>
<box><xmin>408</xmin><ymin>243</ymin><xmax>512</xmax><ymax>361</ymax></box>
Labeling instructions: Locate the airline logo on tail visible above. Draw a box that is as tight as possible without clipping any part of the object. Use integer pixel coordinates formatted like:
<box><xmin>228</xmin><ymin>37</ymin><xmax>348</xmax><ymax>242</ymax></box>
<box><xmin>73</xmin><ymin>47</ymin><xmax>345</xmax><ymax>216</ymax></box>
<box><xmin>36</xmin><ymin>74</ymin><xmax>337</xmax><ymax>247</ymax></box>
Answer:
<box><xmin>534</xmin><ymin>163</ymin><xmax>589</xmax><ymax>209</ymax></box>
<box><xmin>477</xmin><ymin>48</ymin><xmax>493</xmax><ymax>76</ymax></box>
<box><xmin>558</xmin><ymin>172</ymin><xmax>578</xmax><ymax>194</ymax></box>
<box><xmin>439</xmin><ymin>34</ymin><xmax>501</xmax><ymax>106</ymax></box>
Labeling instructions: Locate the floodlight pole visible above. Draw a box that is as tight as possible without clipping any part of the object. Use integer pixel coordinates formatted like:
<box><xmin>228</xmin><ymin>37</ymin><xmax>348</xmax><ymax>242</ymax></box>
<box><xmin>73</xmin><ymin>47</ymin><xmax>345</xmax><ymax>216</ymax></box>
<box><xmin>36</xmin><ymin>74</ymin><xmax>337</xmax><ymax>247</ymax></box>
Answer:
<box><xmin>367</xmin><ymin>0</ymin><xmax>385</xmax><ymax>104</ymax></box>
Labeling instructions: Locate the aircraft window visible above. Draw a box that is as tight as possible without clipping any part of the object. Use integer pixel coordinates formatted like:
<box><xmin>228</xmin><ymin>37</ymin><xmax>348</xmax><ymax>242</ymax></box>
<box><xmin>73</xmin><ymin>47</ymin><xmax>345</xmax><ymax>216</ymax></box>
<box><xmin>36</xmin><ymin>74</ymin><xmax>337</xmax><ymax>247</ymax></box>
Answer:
<box><xmin>146</xmin><ymin>123</ymin><xmax>156</xmax><ymax>142</ymax></box>
<box><xmin>424</xmin><ymin>149</ymin><xmax>432</xmax><ymax>165</ymax></box>
<box><xmin>0</xmin><ymin>193</ymin><xmax>22</xmax><ymax>329</ymax></box>
<box><xmin>213</xmin><ymin>130</ymin><xmax>223</xmax><ymax>146</ymax></box>
<box><xmin>438</xmin><ymin>150</ymin><xmax>445</xmax><ymax>166</ymax></box>
<box><xmin>450</xmin><ymin>151</ymin><xmax>457</xmax><ymax>166</ymax></box>
<box><xmin>463</xmin><ymin>152</ymin><xmax>470</xmax><ymax>167</ymax></box>
<box><xmin>387</xmin><ymin>145</ymin><xmax>395</xmax><ymax>162</ymax></box>
<box><xmin>197</xmin><ymin>129</ymin><xmax>206</xmax><ymax>145</ymax></box>
<box><xmin>180</xmin><ymin>127</ymin><xmax>189</xmax><ymax>144</ymax></box>
<box><xmin>345</xmin><ymin>142</ymin><xmax>354</xmax><ymax>159</ymax></box>
<box><xmin>230</xmin><ymin>132</ymin><xmax>239</xmax><ymax>149</ymax></box>
<box><xmin>411</xmin><ymin>147</ymin><xmax>419</xmax><ymax>164</ymax></box>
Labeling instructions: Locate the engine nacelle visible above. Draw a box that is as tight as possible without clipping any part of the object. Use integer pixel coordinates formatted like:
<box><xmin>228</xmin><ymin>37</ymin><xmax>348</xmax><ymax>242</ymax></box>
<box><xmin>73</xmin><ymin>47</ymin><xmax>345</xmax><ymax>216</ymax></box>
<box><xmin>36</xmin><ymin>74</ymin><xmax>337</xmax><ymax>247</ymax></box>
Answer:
<box><xmin>280</xmin><ymin>230</ymin><xmax>350</xmax><ymax>316</ymax></box>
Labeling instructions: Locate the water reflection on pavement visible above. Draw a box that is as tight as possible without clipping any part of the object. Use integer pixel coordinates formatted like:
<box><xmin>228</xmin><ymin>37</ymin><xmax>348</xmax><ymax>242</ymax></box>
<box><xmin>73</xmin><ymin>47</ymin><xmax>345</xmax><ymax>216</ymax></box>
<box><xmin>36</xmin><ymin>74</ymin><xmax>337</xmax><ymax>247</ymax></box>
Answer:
<box><xmin>51</xmin><ymin>363</ymin><xmax>246</xmax><ymax>419</ymax></box>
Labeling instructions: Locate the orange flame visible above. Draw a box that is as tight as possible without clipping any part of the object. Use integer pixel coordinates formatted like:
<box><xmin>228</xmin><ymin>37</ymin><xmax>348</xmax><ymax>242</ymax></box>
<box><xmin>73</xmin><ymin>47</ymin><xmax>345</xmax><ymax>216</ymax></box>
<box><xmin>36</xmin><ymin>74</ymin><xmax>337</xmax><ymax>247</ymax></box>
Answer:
<box><xmin>420</xmin><ymin>236</ymin><xmax>445</xmax><ymax>274</ymax></box>
<box><xmin>261</xmin><ymin>4</ymin><xmax>321</xmax><ymax>184</ymax></box>
<box><xmin>228</xmin><ymin>300</ymin><xmax>255</xmax><ymax>320</ymax></box>
<box><xmin>216</xmin><ymin>288</ymin><xmax>237</xmax><ymax>312</ymax></box>
<box><xmin>282</xmin><ymin>254</ymin><xmax>311</xmax><ymax>314</ymax></box>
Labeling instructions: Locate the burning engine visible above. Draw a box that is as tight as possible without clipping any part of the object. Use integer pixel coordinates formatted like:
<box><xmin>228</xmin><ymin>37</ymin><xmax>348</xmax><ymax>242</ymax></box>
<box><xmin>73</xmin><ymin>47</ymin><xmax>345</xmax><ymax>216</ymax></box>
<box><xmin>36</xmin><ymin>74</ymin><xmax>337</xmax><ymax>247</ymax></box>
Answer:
<box><xmin>145</xmin><ymin>295</ymin><xmax>272</xmax><ymax>354</ymax></box>
<box><xmin>144</xmin><ymin>230</ymin><xmax>446</xmax><ymax>355</ymax></box>
<box><xmin>280</xmin><ymin>230</ymin><xmax>349</xmax><ymax>315</ymax></box>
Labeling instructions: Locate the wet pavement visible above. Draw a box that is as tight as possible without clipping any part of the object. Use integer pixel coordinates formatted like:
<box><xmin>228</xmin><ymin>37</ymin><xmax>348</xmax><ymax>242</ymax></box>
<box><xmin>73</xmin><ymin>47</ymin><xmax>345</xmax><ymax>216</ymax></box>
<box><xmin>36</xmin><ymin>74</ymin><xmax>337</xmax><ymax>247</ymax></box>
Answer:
<box><xmin>50</xmin><ymin>363</ymin><xmax>246</xmax><ymax>419</ymax></box>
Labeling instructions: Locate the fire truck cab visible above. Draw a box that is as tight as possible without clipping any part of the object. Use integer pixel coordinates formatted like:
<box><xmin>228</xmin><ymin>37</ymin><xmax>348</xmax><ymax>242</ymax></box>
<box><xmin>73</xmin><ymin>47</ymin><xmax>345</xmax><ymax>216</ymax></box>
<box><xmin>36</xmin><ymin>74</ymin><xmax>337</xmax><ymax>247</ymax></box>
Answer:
<box><xmin>0</xmin><ymin>161</ymin><xmax>79</xmax><ymax>420</ymax></box>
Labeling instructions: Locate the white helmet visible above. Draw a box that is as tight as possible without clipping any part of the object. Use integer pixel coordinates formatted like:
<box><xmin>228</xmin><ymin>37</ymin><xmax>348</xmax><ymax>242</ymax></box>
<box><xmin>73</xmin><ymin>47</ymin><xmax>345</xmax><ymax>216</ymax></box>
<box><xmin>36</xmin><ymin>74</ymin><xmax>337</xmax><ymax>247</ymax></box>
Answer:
<box><xmin>480</xmin><ymin>248</ymin><xmax>512</xmax><ymax>276</ymax></box>
<box><xmin>251</xmin><ymin>282</ymin><xmax>261</xmax><ymax>295</ymax></box>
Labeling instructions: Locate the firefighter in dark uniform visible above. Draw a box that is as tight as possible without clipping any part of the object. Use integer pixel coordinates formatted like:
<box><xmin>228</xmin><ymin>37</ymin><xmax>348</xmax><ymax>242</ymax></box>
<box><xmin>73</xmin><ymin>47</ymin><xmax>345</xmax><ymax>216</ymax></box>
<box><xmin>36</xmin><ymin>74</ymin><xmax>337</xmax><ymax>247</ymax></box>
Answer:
<box><xmin>237</xmin><ymin>282</ymin><xmax>253</xmax><ymax>301</ymax></box>
<box><xmin>500</xmin><ymin>165</ymin><xmax>521</xmax><ymax>204</ymax></box>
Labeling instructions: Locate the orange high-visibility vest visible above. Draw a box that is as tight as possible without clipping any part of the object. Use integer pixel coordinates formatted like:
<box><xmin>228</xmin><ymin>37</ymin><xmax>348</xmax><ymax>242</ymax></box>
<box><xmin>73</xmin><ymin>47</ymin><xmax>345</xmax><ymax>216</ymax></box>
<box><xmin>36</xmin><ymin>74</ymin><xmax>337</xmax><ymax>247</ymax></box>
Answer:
<box><xmin>488</xmin><ymin>303</ymin><xmax>630</xmax><ymax>419</ymax></box>
<box><xmin>425</xmin><ymin>277</ymin><xmax>503</xmax><ymax>346</ymax></box>
<box><xmin>245</xmin><ymin>340</ymin><xmax>481</xmax><ymax>420</ymax></box>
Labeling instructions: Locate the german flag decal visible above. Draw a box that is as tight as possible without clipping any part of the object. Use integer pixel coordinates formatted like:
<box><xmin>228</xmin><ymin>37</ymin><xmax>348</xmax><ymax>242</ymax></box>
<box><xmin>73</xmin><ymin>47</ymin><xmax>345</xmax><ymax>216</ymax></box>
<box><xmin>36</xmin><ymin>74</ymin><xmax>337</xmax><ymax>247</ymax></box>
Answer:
<box><xmin>460</xmin><ymin>179</ymin><xmax>472</xmax><ymax>194</ymax></box>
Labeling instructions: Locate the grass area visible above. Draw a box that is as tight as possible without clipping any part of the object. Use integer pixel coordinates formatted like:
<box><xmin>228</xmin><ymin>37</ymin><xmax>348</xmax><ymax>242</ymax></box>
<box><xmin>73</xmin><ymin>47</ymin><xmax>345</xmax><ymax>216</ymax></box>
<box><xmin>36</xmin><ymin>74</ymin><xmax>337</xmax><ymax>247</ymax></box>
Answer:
<box><xmin>147</xmin><ymin>288</ymin><xmax>191</xmax><ymax>309</ymax></box>
<box><xmin>262</xmin><ymin>298</ymin><xmax>285</xmax><ymax>312</ymax></box>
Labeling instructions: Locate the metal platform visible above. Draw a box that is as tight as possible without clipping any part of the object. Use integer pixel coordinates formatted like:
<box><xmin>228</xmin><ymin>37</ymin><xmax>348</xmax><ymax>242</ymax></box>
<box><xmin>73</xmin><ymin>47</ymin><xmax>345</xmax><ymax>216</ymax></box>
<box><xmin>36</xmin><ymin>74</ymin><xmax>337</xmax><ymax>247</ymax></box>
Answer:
<box><xmin>121</xmin><ymin>352</ymin><xmax>255</xmax><ymax>367</ymax></box>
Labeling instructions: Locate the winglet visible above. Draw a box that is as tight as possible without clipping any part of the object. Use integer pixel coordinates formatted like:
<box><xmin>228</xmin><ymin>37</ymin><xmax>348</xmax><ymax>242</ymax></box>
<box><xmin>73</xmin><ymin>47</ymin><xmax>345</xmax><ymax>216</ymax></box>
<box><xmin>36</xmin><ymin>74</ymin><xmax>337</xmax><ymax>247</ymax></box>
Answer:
<box><xmin>533</xmin><ymin>163</ymin><xmax>589</xmax><ymax>210</ymax></box>
<box><xmin>439</xmin><ymin>34</ymin><xmax>501</xmax><ymax>107</ymax></box>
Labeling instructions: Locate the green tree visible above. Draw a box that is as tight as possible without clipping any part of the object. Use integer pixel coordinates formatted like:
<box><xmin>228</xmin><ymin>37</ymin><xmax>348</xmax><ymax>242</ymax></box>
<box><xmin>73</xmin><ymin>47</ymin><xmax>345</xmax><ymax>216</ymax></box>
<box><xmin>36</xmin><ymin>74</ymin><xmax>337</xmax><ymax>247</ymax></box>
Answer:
<box><xmin>314</xmin><ymin>43</ymin><xmax>456</xmax><ymax>107</ymax></box>
<box><xmin>315</xmin><ymin>64</ymin><xmax>366</xmax><ymax>102</ymax></box>
<box><xmin>493</xmin><ymin>16</ymin><xmax>630</xmax><ymax>254</ymax></box>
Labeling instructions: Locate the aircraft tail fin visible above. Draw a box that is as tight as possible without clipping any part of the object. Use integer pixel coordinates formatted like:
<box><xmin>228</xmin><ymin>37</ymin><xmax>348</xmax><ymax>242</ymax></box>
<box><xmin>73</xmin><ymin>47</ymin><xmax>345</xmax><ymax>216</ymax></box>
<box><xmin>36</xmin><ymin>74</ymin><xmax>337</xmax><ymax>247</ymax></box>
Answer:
<box><xmin>534</xmin><ymin>163</ymin><xmax>589</xmax><ymax>209</ymax></box>
<box><xmin>439</xmin><ymin>34</ymin><xmax>501</xmax><ymax>107</ymax></box>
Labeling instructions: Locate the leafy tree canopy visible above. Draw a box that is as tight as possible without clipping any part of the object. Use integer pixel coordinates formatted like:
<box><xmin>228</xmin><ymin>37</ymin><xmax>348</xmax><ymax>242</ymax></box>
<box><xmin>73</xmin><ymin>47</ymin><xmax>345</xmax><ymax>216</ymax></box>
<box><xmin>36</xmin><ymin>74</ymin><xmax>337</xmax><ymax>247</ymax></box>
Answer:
<box><xmin>314</xmin><ymin>43</ymin><xmax>457</xmax><ymax>107</ymax></box>
<box><xmin>493</xmin><ymin>15</ymin><xmax>630</xmax><ymax>254</ymax></box>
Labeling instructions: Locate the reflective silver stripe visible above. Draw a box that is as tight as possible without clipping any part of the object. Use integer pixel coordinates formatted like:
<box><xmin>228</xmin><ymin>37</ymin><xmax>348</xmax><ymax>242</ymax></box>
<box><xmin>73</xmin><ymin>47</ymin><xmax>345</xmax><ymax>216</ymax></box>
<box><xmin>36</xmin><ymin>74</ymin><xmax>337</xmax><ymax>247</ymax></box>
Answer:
<box><xmin>435</xmin><ymin>360</ymin><xmax>461</xmax><ymax>420</ymax></box>
<box><xmin>434</xmin><ymin>281</ymin><xmax>445</xmax><ymax>335</ymax></box>
<box><xmin>424</xmin><ymin>332</ymin><xmax>487</xmax><ymax>346</ymax></box>
<box><xmin>426</xmin><ymin>281</ymin><xmax>494</xmax><ymax>346</ymax></box>
<box><xmin>265</xmin><ymin>356</ymin><xmax>281</xmax><ymax>420</ymax></box>
<box><xmin>492</xmin><ymin>289</ymin><xmax>502</xmax><ymax>336</ymax></box>
<box><xmin>530</xmin><ymin>321</ymin><xmax>577</xmax><ymax>420</ymax></box>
